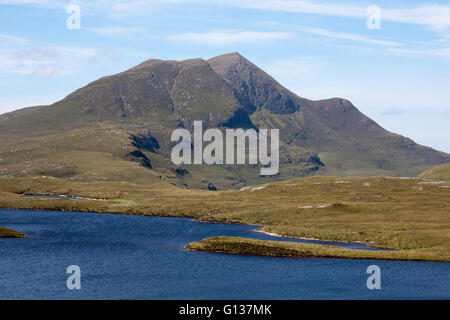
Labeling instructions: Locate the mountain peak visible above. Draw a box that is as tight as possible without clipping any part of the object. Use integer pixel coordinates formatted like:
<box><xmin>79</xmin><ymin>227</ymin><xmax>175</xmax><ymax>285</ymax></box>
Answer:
<box><xmin>130</xmin><ymin>57</ymin><xmax>207</xmax><ymax>71</ymax></box>
<box><xmin>208</xmin><ymin>52</ymin><xmax>253</xmax><ymax>73</ymax></box>
<box><xmin>208</xmin><ymin>52</ymin><xmax>301</xmax><ymax>114</ymax></box>
<box><xmin>130</xmin><ymin>58</ymin><xmax>163</xmax><ymax>70</ymax></box>
<box><xmin>209</xmin><ymin>51</ymin><xmax>245</xmax><ymax>60</ymax></box>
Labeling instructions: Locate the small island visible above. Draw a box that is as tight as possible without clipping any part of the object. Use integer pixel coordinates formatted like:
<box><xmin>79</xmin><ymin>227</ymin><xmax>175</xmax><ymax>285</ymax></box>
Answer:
<box><xmin>0</xmin><ymin>226</ymin><xmax>27</xmax><ymax>238</ymax></box>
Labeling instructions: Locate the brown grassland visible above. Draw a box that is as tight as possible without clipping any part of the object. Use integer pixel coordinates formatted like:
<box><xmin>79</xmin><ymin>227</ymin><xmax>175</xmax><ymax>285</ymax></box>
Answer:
<box><xmin>0</xmin><ymin>175</ymin><xmax>449</xmax><ymax>261</ymax></box>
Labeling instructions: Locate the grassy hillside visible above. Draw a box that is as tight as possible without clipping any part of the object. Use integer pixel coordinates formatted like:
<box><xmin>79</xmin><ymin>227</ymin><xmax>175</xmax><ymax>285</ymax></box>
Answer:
<box><xmin>0</xmin><ymin>175</ymin><xmax>449</xmax><ymax>261</ymax></box>
<box><xmin>419</xmin><ymin>162</ymin><xmax>450</xmax><ymax>182</ymax></box>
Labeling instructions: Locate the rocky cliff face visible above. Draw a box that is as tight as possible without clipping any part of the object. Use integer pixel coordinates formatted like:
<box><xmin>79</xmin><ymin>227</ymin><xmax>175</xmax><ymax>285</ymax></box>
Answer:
<box><xmin>208</xmin><ymin>53</ymin><xmax>301</xmax><ymax>115</ymax></box>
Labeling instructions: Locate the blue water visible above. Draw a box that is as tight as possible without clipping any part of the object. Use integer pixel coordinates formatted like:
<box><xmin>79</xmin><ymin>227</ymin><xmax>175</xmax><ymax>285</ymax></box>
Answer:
<box><xmin>0</xmin><ymin>208</ymin><xmax>449</xmax><ymax>299</ymax></box>
<box><xmin>24</xmin><ymin>194</ymin><xmax>86</xmax><ymax>200</ymax></box>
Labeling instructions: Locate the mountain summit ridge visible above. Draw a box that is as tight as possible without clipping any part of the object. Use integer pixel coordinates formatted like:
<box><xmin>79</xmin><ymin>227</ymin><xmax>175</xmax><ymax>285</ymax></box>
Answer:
<box><xmin>0</xmin><ymin>52</ymin><xmax>448</xmax><ymax>189</ymax></box>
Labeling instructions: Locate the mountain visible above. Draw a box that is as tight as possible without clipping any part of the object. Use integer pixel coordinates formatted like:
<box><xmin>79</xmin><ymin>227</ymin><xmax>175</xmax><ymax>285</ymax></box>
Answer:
<box><xmin>0</xmin><ymin>52</ymin><xmax>449</xmax><ymax>190</ymax></box>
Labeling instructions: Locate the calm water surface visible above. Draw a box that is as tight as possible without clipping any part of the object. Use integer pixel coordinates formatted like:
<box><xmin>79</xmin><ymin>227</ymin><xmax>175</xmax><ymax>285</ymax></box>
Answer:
<box><xmin>0</xmin><ymin>208</ymin><xmax>448</xmax><ymax>299</ymax></box>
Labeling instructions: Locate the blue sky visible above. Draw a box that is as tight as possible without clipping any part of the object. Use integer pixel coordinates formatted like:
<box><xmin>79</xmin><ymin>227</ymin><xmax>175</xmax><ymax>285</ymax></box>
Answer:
<box><xmin>0</xmin><ymin>0</ymin><xmax>449</xmax><ymax>152</ymax></box>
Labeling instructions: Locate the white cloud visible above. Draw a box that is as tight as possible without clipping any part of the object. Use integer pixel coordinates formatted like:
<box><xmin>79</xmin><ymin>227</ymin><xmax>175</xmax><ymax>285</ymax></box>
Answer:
<box><xmin>296</xmin><ymin>26</ymin><xmax>402</xmax><ymax>47</ymax></box>
<box><xmin>388</xmin><ymin>47</ymin><xmax>450</xmax><ymax>59</ymax></box>
<box><xmin>0</xmin><ymin>45</ymin><xmax>147</xmax><ymax>78</ymax></box>
<box><xmin>107</xmin><ymin>0</ymin><xmax>157</xmax><ymax>18</ymax></box>
<box><xmin>88</xmin><ymin>26</ymin><xmax>157</xmax><ymax>40</ymax></box>
<box><xmin>437</xmin><ymin>34</ymin><xmax>450</xmax><ymax>43</ymax></box>
<box><xmin>382</xmin><ymin>5</ymin><xmax>450</xmax><ymax>31</ymax></box>
<box><xmin>167</xmin><ymin>30</ymin><xmax>293</xmax><ymax>46</ymax></box>
<box><xmin>230</xmin><ymin>1</ymin><xmax>450</xmax><ymax>31</ymax></box>
<box><xmin>3</xmin><ymin>0</ymin><xmax>450</xmax><ymax>32</ymax></box>
<box><xmin>32</xmin><ymin>64</ymin><xmax>56</xmax><ymax>77</ymax></box>
<box><xmin>0</xmin><ymin>47</ymin><xmax>103</xmax><ymax>76</ymax></box>
<box><xmin>0</xmin><ymin>0</ymin><xmax>185</xmax><ymax>17</ymax></box>
<box><xmin>232</xmin><ymin>0</ymin><xmax>364</xmax><ymax>18</ymax></box>
<box><xmin>0</xmin><ymin>33</ymin><xmax>29</xmax><ymax>45</ymax></box>
<box><xmin>0</xmin><ymin>0</ymin><xmax>64</xmax><ymax>9</ymax></box>
<box><xmin>264</xmin><ymin>57</ymin><xmax>321</xmax><ymax>80</ymax></box>
<box><xmin>0</xmin><ymin>0</ymin><xmax>53</xmax><ymax>4</ymax></box>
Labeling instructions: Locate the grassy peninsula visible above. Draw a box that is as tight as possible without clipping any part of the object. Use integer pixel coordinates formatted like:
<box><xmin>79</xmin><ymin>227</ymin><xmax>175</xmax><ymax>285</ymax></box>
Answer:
<box><xmin>0</xmin><ymin>226</ymin><xmax>26</xmax><ymax>238</ymax></box>
<box><xmin>185</xmin><ymin>236</ymin><xmax>446</xmax><ymax>261</ymax></box>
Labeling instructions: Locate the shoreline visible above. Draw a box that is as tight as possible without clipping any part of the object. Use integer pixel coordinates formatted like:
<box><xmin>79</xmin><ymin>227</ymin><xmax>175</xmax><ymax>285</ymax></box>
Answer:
<box><xmin>1</xmin><ymin>175</ymin><xmax>449</xmax><ymax>262</ymax></box>
<box><xmin>1</xmin><ymin>207</ymin><xmax>425</xmax><ymax>261</ymax></box>
<box><xmin>254</xmin><ymin>229</ymin><xmax>370</xmax><ymax>246</ymax></box>
<box><xmin>0</xmin><ymin>205</ymin><xmax>376</xmax><ymax>249</ymax></box>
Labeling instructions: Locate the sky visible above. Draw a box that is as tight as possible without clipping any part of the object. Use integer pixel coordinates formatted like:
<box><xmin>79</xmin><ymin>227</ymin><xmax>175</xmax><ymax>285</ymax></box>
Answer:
<box><xmin>0</xmin><ymin>0</ymin><xmax>449</xmax><ymax>153</ymax></box>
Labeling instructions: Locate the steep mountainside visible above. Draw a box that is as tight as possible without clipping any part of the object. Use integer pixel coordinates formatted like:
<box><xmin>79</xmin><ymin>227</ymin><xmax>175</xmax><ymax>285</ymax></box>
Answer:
<box><xmin>0</xmin><ymin>52</ymin><xmax>448</xmax><ymax>189</ymax></box>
